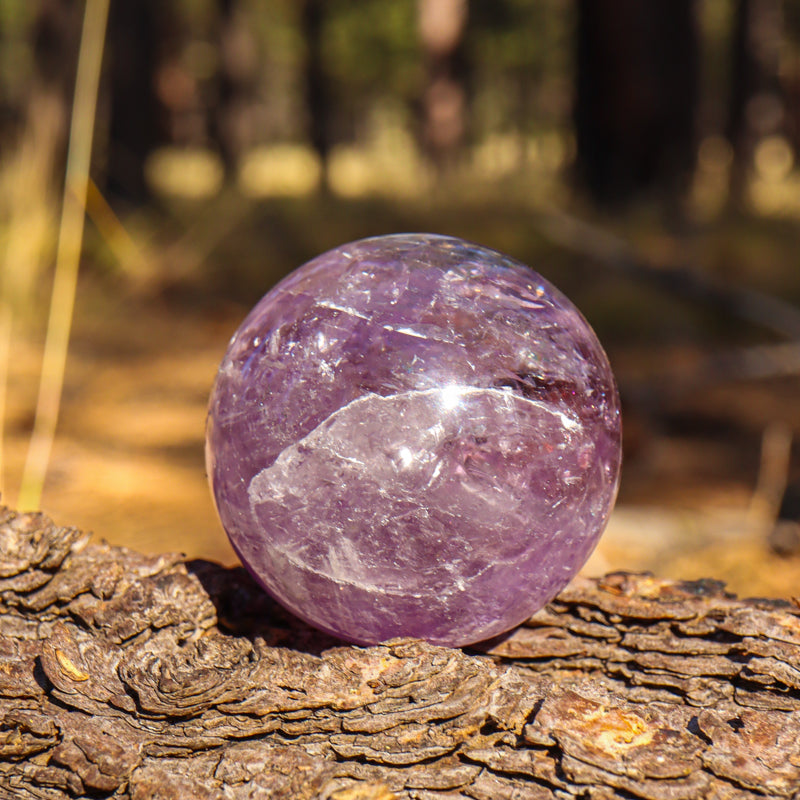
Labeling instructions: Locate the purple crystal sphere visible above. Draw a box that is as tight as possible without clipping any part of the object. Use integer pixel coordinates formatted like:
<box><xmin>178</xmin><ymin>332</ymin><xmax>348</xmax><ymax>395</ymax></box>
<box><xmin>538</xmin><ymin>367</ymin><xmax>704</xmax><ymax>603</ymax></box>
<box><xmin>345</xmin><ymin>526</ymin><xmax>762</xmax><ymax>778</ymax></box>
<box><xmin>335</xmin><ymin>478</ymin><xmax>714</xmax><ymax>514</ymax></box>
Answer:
<box><xmin>206</xmin><ymin>234</ymin><xmax>620</xmax><ymax>647</ymax></box>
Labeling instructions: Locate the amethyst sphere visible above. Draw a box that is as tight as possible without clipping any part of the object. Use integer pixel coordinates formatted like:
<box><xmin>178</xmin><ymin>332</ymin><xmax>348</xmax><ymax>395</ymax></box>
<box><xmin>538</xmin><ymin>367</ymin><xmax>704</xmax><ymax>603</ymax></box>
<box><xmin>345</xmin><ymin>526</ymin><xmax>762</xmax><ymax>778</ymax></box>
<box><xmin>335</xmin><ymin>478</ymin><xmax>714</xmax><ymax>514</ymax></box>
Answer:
<box><xmin>206</xmin><ymin>234</ymin><xmax>620</xmax><ymax>647</ymax></box>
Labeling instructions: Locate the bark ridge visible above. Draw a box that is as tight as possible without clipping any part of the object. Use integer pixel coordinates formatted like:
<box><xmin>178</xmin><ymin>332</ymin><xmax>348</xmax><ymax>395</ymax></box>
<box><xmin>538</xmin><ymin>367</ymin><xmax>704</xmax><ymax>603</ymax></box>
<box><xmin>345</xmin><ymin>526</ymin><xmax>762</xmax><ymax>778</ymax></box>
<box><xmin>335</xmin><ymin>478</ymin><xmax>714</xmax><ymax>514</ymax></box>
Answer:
<box><xmin>1</xmin><ymin>507</ymin><xmax>800</xmax><ymax>799</ymax></box>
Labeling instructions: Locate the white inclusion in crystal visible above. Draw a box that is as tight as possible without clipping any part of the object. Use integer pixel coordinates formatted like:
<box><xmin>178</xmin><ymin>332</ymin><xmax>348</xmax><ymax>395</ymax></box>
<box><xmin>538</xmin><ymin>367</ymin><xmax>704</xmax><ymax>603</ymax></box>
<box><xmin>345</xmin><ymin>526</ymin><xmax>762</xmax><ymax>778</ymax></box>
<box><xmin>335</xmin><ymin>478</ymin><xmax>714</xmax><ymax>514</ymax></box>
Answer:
<box><xmin>439</xmin><ymin>384</ymin><xmax>465</xmax><ymax>411</ymax></box>
<box><xmin>425</xmin><ymin>422</ymin><xmax>446</xmax><ymax>444</ymax></box>
<box><xmin>316</xmin><ymin>330</ymin><xmax>328</xmax><ymax>351</ymax></box>
<box><xmin>397</xmin><ymin>446</ymin><xmax>414</xmax><ymax>469</ymax></box>
<box><xmin>325</xmin><ymin>537</ymin><xmax>364</xmax><ymax>584</ymax></box>
<box><xmin>317</xmin><ymin>299</ymin><xmax>370</xmax><ymax>319</ymax></box>
<box><xmin>245</xmin><ymin>387</ymin><xmax>579</xmax><ymax>592</ymax></box>
<box><xmin>269</xmin><ymin>331</ymin><xmax>281</xmax><ymax>357</ymax></box>
<box><xmin>382</xmin><ymin>323</ymin><xmax>428</xmax><ymax>339</ymax></box>
<box><xmin>319</xmin><ymin>360</ymin><xmax>334</xmax><ymax>380</ymax></box>
<box><xmin>427</xmin><ymin>460</ymin><xmax>443</xmax><ymax>486</ymax></box>
<box><xmin>557</xmin><ymin>411</ymin><xmax>581</xmax><ymax>432</ymax></box>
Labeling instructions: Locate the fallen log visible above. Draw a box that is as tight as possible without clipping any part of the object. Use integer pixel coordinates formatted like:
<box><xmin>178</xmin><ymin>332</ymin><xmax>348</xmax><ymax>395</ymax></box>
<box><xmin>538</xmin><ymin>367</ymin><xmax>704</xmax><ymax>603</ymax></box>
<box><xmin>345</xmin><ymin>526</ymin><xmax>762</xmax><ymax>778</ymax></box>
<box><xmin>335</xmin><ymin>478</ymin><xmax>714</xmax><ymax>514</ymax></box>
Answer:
<box><xmin>1</xmin><ymin>506</ymin><xmax>799</xmax><ymax>799</ymax></box>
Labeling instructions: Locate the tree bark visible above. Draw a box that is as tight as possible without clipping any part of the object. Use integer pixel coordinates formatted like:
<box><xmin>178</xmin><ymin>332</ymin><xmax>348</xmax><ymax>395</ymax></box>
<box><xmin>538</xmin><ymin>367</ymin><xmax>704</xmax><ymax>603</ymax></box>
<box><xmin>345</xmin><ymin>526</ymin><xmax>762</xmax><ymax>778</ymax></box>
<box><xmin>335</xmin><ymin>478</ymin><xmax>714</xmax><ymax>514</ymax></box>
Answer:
<box><xmin>2</xmin><ymin>505</ymin><xmax>800</xmax><ymax>799</ymax></box>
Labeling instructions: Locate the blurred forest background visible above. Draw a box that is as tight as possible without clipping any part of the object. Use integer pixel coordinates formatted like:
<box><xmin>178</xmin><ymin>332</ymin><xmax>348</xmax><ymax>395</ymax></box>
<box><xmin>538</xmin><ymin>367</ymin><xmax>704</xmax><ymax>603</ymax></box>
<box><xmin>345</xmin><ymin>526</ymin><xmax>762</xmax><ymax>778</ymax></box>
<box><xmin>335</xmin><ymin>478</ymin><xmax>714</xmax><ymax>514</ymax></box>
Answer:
<box><xmin>2</xmin><ymin>0</ymin><xmax>800</xmax><ymax>597</ymax></box>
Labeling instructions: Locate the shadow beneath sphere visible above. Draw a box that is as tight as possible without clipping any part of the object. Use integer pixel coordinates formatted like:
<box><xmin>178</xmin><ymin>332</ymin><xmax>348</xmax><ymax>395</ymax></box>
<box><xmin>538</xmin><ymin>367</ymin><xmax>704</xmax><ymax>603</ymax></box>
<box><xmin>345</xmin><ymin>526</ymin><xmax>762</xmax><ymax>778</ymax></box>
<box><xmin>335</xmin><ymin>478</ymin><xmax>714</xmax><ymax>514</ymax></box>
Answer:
<box><xmin>185</xmin><ymin>559</ymin><xmax>347</xmax><ymax>657</ymax></box>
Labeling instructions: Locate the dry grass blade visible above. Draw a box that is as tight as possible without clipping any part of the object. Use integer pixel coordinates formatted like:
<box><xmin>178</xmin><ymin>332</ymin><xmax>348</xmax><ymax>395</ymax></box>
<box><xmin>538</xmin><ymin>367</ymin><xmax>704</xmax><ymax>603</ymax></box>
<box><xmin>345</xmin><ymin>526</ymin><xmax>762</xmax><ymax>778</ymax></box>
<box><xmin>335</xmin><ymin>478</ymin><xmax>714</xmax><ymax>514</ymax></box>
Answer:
<box><xmin>18</xmin><ymin>0</ymin><xmax>111</xmax><ymax>511</ymax></box>
<box><xmin>0</xmin><ymin>307</ymin><xmax>10</xmax><ymax>496</ymax></box>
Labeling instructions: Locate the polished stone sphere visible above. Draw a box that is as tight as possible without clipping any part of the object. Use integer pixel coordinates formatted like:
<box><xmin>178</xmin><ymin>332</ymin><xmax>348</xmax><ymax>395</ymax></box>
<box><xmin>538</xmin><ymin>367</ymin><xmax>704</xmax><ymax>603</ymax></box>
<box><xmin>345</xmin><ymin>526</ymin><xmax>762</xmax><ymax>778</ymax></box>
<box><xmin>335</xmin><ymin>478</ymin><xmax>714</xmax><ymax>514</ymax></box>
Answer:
<box><xmin>206</xmin><ymin>234</ymin><xmax>621</xmax><ymax>646</ymax></box>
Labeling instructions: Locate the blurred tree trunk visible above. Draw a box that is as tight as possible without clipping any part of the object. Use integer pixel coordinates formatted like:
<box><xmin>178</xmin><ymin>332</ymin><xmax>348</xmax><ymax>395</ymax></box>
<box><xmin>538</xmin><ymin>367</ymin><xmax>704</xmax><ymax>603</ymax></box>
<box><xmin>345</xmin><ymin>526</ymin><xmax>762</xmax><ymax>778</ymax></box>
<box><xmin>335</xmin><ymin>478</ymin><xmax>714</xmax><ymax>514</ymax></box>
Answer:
<box><xmin>104</xmin><ymin>0</ymin><xmax>186</xmax><ymax>204</ymax></box>
<box><xmin>785</xmin><ymin>6</ymin><xmax>800</xmax><ymax>156</ymax></box>
<box><xmin>3</xmin><ymin>0</ymin><xmax>83</xmax><ymax>311</ymax></box>
<box><xmin>726</xmin><ymin>0</ymin><xmax>785</xmax><ymax>206</ymax></box>
<box><xmin>573</xmin><ymin>0</ymin><xmax>699</xmax><ymax>212</ymax></box>
<box><xmin>302</xmin><ymin>0</ymin><xmax>332</xmax><ymax>193</ymax></box>
<box><xmin>417</xmin><ymin>0</ymin><xmax>470</xmax><ymax>174</ymax></box>
<box><xmin>29</xmin><ymin>0</ymin><xmax>84</xmax><ymax>187</ymax></box>
<box><xmin>211</xmin><ymin>0</ymin><xmax>259</xmax><ymax>177</ymax></box>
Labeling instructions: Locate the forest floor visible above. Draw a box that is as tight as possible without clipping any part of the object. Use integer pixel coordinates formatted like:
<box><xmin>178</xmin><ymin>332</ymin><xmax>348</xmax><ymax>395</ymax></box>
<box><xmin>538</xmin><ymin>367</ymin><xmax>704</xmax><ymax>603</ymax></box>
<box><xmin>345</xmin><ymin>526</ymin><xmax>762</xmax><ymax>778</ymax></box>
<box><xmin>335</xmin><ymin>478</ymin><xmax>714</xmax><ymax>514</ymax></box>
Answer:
<box><xmin>4</xmin><ymin>189</ymin><xmax>800</xmax><ymax>600</ymax></box>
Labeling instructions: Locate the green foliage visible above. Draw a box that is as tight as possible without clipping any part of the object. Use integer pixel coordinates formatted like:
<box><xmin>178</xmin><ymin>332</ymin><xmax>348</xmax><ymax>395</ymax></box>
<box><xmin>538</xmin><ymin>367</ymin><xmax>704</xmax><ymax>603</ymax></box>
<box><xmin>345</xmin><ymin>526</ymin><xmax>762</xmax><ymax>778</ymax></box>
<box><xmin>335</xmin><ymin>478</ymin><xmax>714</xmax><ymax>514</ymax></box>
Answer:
<box><xmin>323</xmin><ymin>0</ymin><xmax>420</xmax><ymax>110</ymax></box>
<box><xmin>468</xmin><ymin>0</ymin><xmax>572</xmax><ymax>138</ymax></box>
<box><xmin>0</xmin><ymin>1</ymin><xmax>35</xmax><ymax>104</ymax></box>
<box><xmin>0</xmin><ymin>0</ymin><xmax>34</xmax><ymax>31</ymax></box>
<box><xmin>470</xmin><ymin>0</ymin><xmax>571</xmax><ymax>75</ymax></box>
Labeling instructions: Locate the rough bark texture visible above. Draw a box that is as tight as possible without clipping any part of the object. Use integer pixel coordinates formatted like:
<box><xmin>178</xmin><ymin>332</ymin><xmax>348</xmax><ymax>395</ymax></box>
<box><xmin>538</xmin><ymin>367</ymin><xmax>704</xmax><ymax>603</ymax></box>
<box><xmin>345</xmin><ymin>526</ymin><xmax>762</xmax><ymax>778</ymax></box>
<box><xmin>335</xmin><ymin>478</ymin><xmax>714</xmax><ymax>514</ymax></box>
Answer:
<box><xmin>2</xmin><ymin>506</ymin><xmax>800</xmax><ymax>799</ymax></box>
